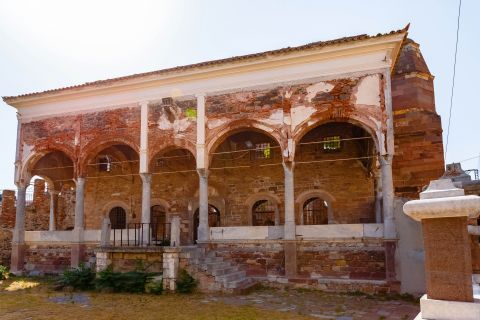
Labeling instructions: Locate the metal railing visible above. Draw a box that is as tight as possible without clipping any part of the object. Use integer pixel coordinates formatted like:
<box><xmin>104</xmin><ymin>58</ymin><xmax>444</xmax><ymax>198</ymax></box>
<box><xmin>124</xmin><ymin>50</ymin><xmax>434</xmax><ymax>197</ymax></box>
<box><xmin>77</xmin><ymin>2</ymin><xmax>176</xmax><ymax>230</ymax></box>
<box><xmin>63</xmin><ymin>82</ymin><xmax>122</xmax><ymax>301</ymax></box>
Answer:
<box><xmin>112</xmin><ymin>222</ymin><xmax>171</xmax><ymax>247</ymax></box>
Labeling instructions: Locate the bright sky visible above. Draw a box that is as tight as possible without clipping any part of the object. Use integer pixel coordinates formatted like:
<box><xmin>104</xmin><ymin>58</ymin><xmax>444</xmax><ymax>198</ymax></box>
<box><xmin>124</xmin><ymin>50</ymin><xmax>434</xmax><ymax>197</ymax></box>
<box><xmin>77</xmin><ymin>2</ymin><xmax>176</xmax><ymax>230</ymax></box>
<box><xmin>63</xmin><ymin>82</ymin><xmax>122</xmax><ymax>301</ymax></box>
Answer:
<box><xmin>1</xmin><ymin>0</ymin><xmax>479</xmax><ymax>190</ymax></box>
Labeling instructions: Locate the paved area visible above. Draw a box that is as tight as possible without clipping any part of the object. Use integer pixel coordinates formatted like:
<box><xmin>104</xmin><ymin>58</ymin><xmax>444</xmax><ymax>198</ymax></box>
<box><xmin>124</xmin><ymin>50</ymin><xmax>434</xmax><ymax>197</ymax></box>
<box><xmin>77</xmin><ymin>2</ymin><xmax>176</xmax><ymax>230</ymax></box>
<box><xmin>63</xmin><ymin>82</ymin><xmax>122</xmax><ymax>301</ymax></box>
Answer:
<box><xmin>203</xmin><ymin>289</ymin><xmax>420</xmax><ymax>320</ymax></box>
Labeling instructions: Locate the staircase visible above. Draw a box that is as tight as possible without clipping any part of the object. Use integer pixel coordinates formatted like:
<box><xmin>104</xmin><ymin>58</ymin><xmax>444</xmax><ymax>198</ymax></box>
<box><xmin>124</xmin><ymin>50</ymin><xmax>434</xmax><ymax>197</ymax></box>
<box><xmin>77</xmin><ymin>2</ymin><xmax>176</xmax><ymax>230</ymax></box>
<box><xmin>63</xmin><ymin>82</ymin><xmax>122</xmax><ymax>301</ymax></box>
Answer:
<box><xmin>181</xmin><ymin>246</ymin><xmax>257</xmax><ymax>293</ymax></box>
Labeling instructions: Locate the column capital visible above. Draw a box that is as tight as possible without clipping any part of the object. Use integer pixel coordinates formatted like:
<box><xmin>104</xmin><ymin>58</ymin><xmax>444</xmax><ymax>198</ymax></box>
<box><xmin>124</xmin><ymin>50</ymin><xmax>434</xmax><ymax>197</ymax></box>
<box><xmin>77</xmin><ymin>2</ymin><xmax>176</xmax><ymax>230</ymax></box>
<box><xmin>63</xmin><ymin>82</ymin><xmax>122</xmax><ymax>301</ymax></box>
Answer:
<box><xmin>282</xmin><ymin>161</ymin><xmax>295</xmax><ymax>171</ymax></box>
<box><xmin>140</xmin><ymin>173</ymin><xmax>152</xmax><ymax>184</ymax></box>
<box><xmin>197</xmin><ymin>168</ymin><xmax>209</xmax><ymax>178</ymax></box>
<box><xmin>195</xmin><ymin>93</ymin><xmax>206</xmax><ymax>98</ymax></box>
<box><xmin>138</xmin><ymin>100</ymin><xmax>149</xmax><ymax>107</ymax></box>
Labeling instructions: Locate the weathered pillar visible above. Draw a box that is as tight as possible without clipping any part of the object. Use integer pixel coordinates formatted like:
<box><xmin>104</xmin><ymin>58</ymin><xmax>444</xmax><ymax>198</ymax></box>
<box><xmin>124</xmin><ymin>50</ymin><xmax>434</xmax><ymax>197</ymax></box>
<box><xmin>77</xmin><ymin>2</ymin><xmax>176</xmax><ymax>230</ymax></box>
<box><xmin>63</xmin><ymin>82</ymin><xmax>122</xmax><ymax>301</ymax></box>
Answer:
<box><xmin>374</xmin><ymin>171</ymin><xmax>383</xmax><ymax>223</ymax></box>
<box><xmin>48</xmin><ymin>190</ymin><xmax>58</xmax><ymax>231</ymax></box>
<box><xmin>71</xmin><ymin>177</ymin><xmax>85</xmax><ymax>268</ymax></box>
<box><xmin>380</xmin><ymin>156</ymin><xmax>395</xmax><ymax>238</ymax></box>
<box><xmin>283</xmin><ymin>162</ymin><xmax>297</xmax><ymax>278</ymax></box>
<box><xmin>10</xmin><ymin>183</ymin><xmax>27</xmax><ymax>275</ymax></box>
<box><xmin>404</xmin><ymin>179</ymin><xmax>480</xmax><ymax>320</ymax></box>
<box><xmin>163</xmin><ymin>248</ymin><xmax>180</xmax><ymax>291</ymax></box>
<box><xmin>283</xmin><ymin>162</ymin><xmax>296</xmax><ymax>240</ymax></box>
<box><xmin>170</xmin><ymin>215</ymin><xmax>181</xmax><ymax>247</ymax></box>
<box><xmin>197</xmin><ymin>169</ymin><xmax>209</xmax><ymax>242</ymax></box>
<box><xmin>140</xmin><ymin>173</ymin><xmax>152</xmax><ymax>244</ymax></box>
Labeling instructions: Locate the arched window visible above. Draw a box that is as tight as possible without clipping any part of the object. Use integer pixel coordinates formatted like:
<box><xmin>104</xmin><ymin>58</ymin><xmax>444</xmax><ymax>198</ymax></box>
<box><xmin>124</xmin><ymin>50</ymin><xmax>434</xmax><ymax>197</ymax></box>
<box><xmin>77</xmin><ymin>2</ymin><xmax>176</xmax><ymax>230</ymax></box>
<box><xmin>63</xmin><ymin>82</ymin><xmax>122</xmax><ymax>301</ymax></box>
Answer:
<box><xmin>109</xmin><ymin>207</ymin><xmax>126</xmax><ymax>229</ymax></box>
<box><xmin>303</xmin><ymin>198</ymin><xmax>328</xmax><ymax>225</ymax></box>
<box><xmin>252</xmin><ymin>200</ymin><xmax>276</xmax><ymax>226</ymax></box>
<box><xmin>150</xmin><ymin>205</ymin><xmax>166</xmax><ymax>225</ymax></box>
<box><xmin>193</xmin><ymin>205</ymin><xmax>221</xmax><ymax>241</ymax></box>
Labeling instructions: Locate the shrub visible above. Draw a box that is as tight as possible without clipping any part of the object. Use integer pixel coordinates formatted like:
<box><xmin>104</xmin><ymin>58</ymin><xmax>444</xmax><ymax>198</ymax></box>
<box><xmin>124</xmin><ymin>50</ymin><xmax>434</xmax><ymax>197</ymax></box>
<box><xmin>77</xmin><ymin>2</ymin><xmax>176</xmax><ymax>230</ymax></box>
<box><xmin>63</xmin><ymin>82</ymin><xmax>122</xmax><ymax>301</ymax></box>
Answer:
<box><xmin>145</xmin><ymin>275</ymin><xmax>163</xmax><ymax>295</ymax></box>
<box><xmin>95</xmin><ymin>266</ymin><xmax>149</xmax><ymax>293</ymax></box>
<box><xmin>0</xmin><ymin>265</ymin><xmax>10</xmax><ymax>280</ymax></box>
<box><xmin>57</xmin><ymin>264</ymin><xmax>95</xmax><ymax>290</ymax></box>
<box><xmin>175</xmin><ymin>269</ymin><xmax>196</xmax><ymax>294</ymax></box>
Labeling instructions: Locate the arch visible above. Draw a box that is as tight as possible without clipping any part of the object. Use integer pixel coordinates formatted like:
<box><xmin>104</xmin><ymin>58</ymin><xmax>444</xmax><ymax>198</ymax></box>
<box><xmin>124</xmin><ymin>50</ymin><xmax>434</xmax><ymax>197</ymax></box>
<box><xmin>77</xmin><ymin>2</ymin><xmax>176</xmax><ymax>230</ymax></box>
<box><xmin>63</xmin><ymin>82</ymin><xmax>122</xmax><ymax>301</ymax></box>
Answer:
<box><xmin>21</xmin><ymin>148</ymin><xmax>75</xmax><ymax>190</ymax></box>
<box><xmin>148</xmin><ymin>140</ymin><xmax>197</xmax><ymax>167</ymax></box>
<box><xmin>79</xmin><ymin>136</ymin><xmax>140</xmax><ymax>176</ymax></box>
<box><xmin>206</xmin><ymin>119</ymin><xmax>286</xmax><ymax>164</ymax></box>
<box><xmin>246</xmin><ymin>192</ymin><xmax>281</xmax><ymax>226</ymax></box>
<box><xmin>296</xmin><ymin>190</ymin><xmax>336</xmax><ymax>224</ymax></box>
<box><xmin>293</xmin><ymin>116</ymin><xmax>380</xmax><ymax>155</ymax></box>
<box><xmin>149</xmin><ymin>146</ymin><xmax>196</xmax><ymax>173</ymax></box>
<box><xmin>102</xmin><ymin>200</ymin><xmax>131</xmax><ymax>219</ymax></box>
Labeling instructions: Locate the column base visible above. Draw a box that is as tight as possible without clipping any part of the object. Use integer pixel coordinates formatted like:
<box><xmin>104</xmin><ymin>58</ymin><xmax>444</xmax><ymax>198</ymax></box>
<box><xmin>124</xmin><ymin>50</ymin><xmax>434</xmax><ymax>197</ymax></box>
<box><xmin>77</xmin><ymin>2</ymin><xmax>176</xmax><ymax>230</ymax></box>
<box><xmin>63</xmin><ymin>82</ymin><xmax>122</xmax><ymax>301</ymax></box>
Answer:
<box><xmin>10</xmin><ymin>243</ymin><xmax>26</xmax><ymax>275</ymax></box>
<box><xmin>71</xmin><ymin>243</ymin><xmax>85</xmax><ymax>268</ymax></box>
<box><xmin>284</xmin><ymin>242</ymin><xmax>297</xmax><ymax>278</ymax></box>
<box><xmin>415</xmin><ymin>293</ymin><xmax>480</xmax><ymax>320</ymax></box>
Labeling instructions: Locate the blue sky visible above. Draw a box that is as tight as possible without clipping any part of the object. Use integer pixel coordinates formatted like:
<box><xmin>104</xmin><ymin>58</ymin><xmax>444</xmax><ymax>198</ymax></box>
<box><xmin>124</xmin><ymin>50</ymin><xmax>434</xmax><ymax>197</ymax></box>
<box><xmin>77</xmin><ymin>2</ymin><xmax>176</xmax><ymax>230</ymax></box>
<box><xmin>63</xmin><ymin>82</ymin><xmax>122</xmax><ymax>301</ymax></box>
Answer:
<box><xmin>0</xmin><ymin>0</ymin><xmax>479</xmax><ymax>190</ymax></box>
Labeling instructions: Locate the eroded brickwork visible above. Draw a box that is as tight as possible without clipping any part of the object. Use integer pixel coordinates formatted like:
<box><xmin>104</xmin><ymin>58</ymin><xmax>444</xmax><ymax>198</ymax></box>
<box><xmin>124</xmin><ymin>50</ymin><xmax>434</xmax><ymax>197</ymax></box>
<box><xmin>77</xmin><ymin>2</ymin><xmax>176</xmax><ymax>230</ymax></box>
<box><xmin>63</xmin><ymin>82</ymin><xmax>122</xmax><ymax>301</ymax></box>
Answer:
<box><xmin>392</xmin><ymin>39</ymin><xmax>445</xmax><ymax>198</ymax></box>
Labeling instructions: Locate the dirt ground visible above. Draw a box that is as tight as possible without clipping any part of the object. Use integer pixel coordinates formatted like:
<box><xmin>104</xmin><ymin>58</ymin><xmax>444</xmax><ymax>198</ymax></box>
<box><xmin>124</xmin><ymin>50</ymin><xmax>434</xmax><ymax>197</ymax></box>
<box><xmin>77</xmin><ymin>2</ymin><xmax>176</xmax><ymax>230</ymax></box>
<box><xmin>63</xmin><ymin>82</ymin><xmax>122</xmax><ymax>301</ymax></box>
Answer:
<box><xmin>0</xmin><ymin>278</ymin><xmax>419</xmax><ymax>320</ymax></box>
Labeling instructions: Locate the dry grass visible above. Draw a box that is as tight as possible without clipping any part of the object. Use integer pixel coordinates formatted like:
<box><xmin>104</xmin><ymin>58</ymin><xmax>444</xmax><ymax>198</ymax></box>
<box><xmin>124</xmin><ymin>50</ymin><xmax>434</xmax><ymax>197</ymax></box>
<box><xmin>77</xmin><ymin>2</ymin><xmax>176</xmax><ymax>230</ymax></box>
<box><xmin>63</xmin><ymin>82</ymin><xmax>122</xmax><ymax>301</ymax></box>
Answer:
<box><xmin>0</xmin><ymin>277</ymin><xmax>314</xmax><ymax>320</ymax></box>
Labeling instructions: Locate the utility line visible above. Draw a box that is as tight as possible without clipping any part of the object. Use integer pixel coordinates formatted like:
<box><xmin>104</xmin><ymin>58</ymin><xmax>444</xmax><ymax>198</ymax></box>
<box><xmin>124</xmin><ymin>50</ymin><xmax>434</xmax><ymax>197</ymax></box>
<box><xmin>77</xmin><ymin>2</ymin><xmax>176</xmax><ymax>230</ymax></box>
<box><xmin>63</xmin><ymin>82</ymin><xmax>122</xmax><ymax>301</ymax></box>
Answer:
<box><xmin>444</xmin><ymin>0</ymin><xmax>462</xmax><ymax>159</ymax></box>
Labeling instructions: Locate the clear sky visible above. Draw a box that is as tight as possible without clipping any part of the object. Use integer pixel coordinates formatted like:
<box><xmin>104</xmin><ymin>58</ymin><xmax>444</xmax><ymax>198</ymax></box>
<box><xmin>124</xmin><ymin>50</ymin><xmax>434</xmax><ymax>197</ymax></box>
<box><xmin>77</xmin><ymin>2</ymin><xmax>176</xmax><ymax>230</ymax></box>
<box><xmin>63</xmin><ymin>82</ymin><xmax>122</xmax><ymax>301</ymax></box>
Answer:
<box><xmin>0</xmin><ymin>0</ymin><xmax>479</xmax><ymax>190</ymax></box>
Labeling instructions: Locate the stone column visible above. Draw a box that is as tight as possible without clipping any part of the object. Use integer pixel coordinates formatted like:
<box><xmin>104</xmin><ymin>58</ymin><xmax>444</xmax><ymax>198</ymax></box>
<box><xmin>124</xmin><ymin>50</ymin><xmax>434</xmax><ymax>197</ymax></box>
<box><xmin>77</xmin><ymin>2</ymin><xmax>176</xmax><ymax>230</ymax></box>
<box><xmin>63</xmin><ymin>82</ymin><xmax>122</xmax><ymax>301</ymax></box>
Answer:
<box><xmin>48</xmin><ymin>190</ymin><xmax>58</xmax><ymax>231</ymax></box>
<box><xmin>71</xmin><ymin>177</ymin><xmax>85</xmax><ymax>268</ymax></box>
<box><xmin>283</xmin><ymin>162</ymin><xmax>296</xmax><ymax>240</ymax></box>
<box><xmin>380</xmin><ymin>156</ymin><xmax>395</xmax><ymax>238</ymax></box>
<box><xmin>283</xmin><ymin>162</ymin><xmax>297</xmax><ymax>278</ymax></box>
<box><xmin>10</xmin><ymin>184</ymin><xmax>27</xmax><ymax>275</ymax></box>
<box><xmin>100</xmin><ymin>217</ymin><xmax>111</xmax><ymax>247</ymax></box>
<box><xmin>374</xmin><ymin>171</ymin><xmax>383</xmax><ymax>223</ymax></box>
<box><xmin>404</xmin><ymin>179</ymin><xmax>480</xmax><ymax>319</ymax></box>
<box><xmin>170</xmin><ymin>215</ymin><xmax>181</xmax><ymax>247</ymax></box>
<box><xmin>197</xmin><ymin>169</ymin><xmax>209</xmax><ymax>242</ymax></box>
<box><xmin>140</xmin><ymin>173</ymin><xmax>152</xmax><ymax>244</ymax></box>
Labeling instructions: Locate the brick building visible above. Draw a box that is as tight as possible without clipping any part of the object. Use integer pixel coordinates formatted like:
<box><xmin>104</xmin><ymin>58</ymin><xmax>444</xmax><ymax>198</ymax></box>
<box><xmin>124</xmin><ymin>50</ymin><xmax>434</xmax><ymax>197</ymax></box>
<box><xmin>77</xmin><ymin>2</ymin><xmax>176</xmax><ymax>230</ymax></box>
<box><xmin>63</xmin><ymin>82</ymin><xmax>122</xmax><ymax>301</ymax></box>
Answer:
<box><xmin>1</xmin><ymin>26</ymin><xmax>447</xmax><ymax>293</ymax></box>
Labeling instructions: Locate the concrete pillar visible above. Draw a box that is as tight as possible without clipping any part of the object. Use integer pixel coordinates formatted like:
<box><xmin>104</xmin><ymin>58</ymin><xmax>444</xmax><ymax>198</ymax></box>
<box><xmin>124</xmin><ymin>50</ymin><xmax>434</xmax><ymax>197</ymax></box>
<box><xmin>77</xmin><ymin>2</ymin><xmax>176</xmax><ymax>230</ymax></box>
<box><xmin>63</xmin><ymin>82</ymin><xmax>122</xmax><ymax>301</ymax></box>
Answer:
<box><xmin>380</xmin><ymin>156</ymin><xmax>395</xmax><ymax>238</ymax></box>
<box><xmin>170</xmin><ymin>215</ymin><xmax>181</xmax><ymax>247</ymax></box>
<box><xmin>404</xmin><ymin>179</ymin><xmax>480</xmax><ymax>319</ymax></box>
<box><xmin>140</xmin><ymin>173</ymin><xmax>152</xmax><ymax>244</ymax></box>
<box><xmin>71</xmin><ymin>177</ymin><xmax>85</xmax><ymax>268</ymax></box>
<box><xmin>283</xmin><ymin>162</ymin><xmax>295</xmax><ymax>240</ymax></box>
<box><xmin>197</xmin><ymin>169</ymin><xmax>209</xmax><ymax>242</ymax></box>
<box><xmin>48</xmin><ymin>190</ymin><xmax>58</xmax><ymax>231</ymax></box>
<box><xmin>10</xmin><ymin>184</ymin><xmax>27</xmax><ymax>275</ymax></box>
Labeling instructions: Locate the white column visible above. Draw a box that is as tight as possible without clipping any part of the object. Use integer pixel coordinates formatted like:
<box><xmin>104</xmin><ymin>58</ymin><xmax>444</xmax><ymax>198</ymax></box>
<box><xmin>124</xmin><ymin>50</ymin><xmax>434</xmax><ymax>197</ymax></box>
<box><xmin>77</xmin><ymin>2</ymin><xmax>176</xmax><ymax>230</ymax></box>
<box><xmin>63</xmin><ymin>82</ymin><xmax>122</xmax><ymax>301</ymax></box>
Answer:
<box><xmin>139</xmin><ymin>101</ymin><xmax>149</xmax><ymax>173</ymax></box>
<box><xmin>283</xmin><ymin>162</ymin><xmax>296</xmax><ymax>240</ymax></box>
<box><xmin>12</xmin><ymin>184</ymin><xmax>27</xmax><ymax>244</ymax></box>
<box><xmin>140</xmin><ymin>173</ymin><xmax>152</xmax><ymax>244</ymax></box>
<box><xmin>195</xmin><ymin>93</ymin><xmax>209</xmax><ymax>242</ymax></box>
<box><xmin>382</xmin><ymin>68</ymin><xmax>396</xmax><ymax>239</ymax></box>
<box><xmin>381</xmin><ymin>156</ymin><xmax>395</xmax><ymax>238</ymax></box>
<box><xmin>197</xmin><ymin>169</ymin><xmax>209</xmax><ymax>242</ymax></box>
<box><xmin>170</xmin><ymin>215</ymin><xmax>181</xmax><ymax>247</ymax></box>
<box><xmin>48</xmin><ymin>190</ymin><xmax>58</xmax><ymax>231</ymax></box>
<box><xmin>73</xmin><ymin>177</ymin><xmax>85</xmax><ymax>242</ymax></box>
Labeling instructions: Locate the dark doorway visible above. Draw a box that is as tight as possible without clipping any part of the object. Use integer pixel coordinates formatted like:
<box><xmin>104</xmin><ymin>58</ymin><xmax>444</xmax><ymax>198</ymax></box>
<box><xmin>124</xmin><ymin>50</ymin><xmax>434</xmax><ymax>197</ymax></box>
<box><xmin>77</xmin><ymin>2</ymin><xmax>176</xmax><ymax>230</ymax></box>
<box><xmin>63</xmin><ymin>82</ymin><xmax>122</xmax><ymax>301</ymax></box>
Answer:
<box><xmin>252</xmin><ymin>200</ymin><xmax>276</xmax><ymax>226</ymax></box>
<box><xmin>151</xmin><ymin>205</ymin><xmax>167</xmax><ymax>241</ymax></box>
<box><xmin>109</xmin><ymin>207</ymin><xmax>126</xmax><ymax>229</ymax></box>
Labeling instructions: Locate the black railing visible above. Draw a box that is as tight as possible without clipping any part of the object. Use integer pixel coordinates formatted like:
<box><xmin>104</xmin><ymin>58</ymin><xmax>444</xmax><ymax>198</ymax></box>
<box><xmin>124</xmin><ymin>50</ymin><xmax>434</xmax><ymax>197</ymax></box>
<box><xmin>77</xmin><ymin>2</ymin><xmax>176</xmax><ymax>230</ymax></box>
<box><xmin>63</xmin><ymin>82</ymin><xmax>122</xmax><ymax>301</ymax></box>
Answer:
<box><xmin>112</xmin><ymin>222</ymin><xmax>171</xmax><ymax>247</ymax></box>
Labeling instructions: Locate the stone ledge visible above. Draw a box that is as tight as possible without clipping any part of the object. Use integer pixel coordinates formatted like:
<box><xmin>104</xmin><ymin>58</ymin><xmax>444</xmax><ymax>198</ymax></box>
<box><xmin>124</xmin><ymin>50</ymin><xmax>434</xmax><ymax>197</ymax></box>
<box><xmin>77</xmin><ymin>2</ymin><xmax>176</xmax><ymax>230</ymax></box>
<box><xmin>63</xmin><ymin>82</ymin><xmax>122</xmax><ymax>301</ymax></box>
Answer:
<box><xmin>417</xmin><ymin>294</ymin><xmax>480</xmax><ymax>320</ymax></box>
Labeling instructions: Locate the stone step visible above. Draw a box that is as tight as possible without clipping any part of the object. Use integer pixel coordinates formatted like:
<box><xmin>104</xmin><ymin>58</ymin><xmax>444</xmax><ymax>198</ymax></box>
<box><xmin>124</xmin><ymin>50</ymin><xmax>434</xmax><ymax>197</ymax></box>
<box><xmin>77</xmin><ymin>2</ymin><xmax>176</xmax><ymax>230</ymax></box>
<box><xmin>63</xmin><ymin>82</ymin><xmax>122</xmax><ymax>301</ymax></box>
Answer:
<box><xmin>216</xmin><ymin>270</ymin><xmax>246</xmax><ymax>283</ymax></box>
<box><xmin>224</xmin><ymin>277</ymin><xmax>254</xmax><ymax>289</ymax></box>
<box><xmin>210</xmin><ymin>266</ymin><xmax>238</xmax><ymax>276</ymax></box>
<box><xmin>205</xmin><ymin>262</ymin><xmax>231</xmax><ymax>272</ymax></box>
<box><xmin>199</xmin><ymin>256</ymin><xmax>223</xmax><ymax>264</ymax></box>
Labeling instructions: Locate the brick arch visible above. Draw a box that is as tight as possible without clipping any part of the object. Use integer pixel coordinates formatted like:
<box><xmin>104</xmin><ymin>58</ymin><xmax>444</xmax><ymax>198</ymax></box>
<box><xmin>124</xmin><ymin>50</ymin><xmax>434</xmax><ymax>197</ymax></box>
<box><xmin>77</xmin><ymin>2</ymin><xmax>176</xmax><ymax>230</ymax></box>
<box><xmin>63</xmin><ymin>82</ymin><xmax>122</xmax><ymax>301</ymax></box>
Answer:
<box><xmin>245</xmin><ymin>192</ymin><xmax>282</xmax><ymax>226</ymax></box>
<box><xmin>148</xmin><ymin>143</ymin><xmax>197</xmax><ymax>172</ymax></box>
<box><xmin>295</xmin><ymin>189</ymin><xmax>336</xmax><ymax>224</ymax></box>
<box><xmin>21</xmin><ymin>146</ymin><xmax>75</xmax><ymax>188</ymax></box>
<box><xmin>293</xmin><ymin>115</ymin><xmax>380</xmax><ymax>159</ymax></box>
<box><xmin>78</xmin><ymin>136</ymin><xmax>140</xmax><ymax>176</ymax></box>
<box><xmin>206</xmin><ymin>119</ymin><xmax>286</xmax><ymax>166</ymax></box>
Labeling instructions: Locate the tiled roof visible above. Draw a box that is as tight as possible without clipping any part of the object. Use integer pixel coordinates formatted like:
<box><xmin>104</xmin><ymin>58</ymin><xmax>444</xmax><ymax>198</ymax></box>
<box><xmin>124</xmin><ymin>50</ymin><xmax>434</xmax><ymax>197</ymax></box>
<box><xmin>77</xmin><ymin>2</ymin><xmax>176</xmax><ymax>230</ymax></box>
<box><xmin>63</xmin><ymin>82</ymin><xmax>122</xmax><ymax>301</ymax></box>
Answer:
<box><xmin>3</xmin><ymin>25</ymin><xmax>409</xmax><ymax>103</ymax></box>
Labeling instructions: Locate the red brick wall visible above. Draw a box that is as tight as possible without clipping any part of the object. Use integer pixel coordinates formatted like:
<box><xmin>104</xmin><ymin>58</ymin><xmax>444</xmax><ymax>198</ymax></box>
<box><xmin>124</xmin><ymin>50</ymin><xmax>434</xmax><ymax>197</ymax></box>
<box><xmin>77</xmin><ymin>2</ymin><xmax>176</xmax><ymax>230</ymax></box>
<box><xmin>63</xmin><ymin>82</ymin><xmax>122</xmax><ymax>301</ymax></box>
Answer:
<box><xmin>0</xmin><ymin>190</ymin><xmax>16</xmax><ymax>229</ymax></box>
<box><xmin>24</xmin><ymin>244</ymin><xmax>71</xmax><ymax>274</ymax></box>
<box><xmin>392</xmin><ymin>39</ymin><xmax>445</xmax><ymax>198</ymax></box>
<box><xmin>297</xmin><ymin>240</ymin><xmax>386</xmax><ymax>280</ymax></box>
